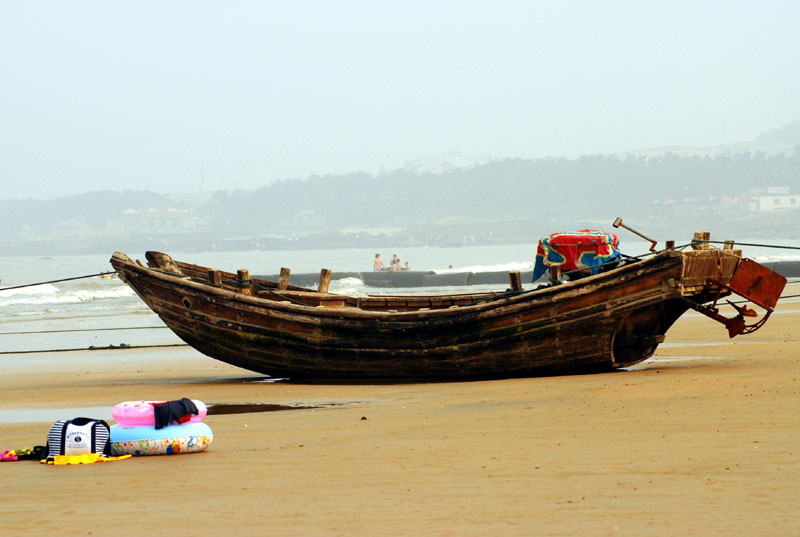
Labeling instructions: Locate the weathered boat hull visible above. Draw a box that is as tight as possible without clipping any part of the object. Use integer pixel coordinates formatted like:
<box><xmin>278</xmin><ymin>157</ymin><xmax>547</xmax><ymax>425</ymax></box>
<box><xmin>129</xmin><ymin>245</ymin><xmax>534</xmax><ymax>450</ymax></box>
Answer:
<box><xmin>110</xmin><ymin>249</ymin><xmax>747</xmax><ymax>380</ymax></box>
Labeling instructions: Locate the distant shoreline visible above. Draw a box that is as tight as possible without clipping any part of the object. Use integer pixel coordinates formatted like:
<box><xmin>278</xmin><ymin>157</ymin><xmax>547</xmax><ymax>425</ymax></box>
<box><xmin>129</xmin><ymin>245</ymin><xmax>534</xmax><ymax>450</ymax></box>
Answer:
<box><xmin>2</xmin><ymin>211</ymin><xmax>800</xmax><ymax>257</ymax></box>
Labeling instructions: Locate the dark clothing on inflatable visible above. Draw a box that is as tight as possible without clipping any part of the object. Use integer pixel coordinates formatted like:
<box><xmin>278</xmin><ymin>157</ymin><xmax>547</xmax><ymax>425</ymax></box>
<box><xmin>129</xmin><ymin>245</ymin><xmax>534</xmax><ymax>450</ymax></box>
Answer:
<box><xmin>153</xmin><ymin>398</ymin><xmax>199</xmax><ymax>429</ymax></box>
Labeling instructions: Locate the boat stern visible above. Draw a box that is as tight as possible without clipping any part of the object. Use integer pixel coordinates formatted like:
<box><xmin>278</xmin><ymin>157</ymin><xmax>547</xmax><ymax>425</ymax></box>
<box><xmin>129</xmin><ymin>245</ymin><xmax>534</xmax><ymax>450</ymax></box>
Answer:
<box><xmin>679</xmin><ymin>249</ymin><xmax>787</xmax><ymax>338</ymax></box>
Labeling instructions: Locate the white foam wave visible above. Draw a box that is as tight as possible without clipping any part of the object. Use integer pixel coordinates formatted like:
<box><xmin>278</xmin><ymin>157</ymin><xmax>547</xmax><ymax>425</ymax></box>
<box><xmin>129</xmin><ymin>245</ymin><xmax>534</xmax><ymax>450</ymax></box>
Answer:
<box><xmin>0</xmin><ymin>284</ymin><xmax>135</xmax><ymax>307</ymax></box>
<box><xmin>0</xmin><ymin>283</ymin><xmax>59</xmax><ymax>297</ymax></box>
<box><xmin>750</xmin><ymin>254</ymin><xmax>800</xmax><ymax>263</ymax></box>
<box><xmin>329</xmin><ymin>277</ymin><xmax>367</xmax><ymax>296</ymax></box>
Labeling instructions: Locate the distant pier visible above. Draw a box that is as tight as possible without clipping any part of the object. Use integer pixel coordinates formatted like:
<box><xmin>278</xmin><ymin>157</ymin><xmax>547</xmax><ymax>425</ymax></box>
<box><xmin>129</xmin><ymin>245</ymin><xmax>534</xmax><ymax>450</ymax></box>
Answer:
<box><xmin>256</xmin><ymin>260</ymin><xmax>800</xmax><ymax>289</ymax></box>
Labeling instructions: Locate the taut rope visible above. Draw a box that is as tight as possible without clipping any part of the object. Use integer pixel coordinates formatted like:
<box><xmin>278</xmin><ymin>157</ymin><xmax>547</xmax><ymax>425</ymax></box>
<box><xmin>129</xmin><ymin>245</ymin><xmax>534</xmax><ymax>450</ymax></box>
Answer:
<box><xmin>0</xmin><ymin>272</ymin><xmax>117</xmax><ymax>292</ymax></box>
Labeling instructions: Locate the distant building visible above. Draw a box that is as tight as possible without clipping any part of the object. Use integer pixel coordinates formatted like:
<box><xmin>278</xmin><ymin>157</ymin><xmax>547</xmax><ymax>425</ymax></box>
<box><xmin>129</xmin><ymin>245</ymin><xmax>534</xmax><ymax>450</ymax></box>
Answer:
<box><xmin>652</xmin><ymin>186</ymin><xmax>799</xmax><ymax>214</ymax></box>
<box><xmin>748</xmin><ymin>193</ymin><xmax>799</xmax><ymax>212</ymax></box>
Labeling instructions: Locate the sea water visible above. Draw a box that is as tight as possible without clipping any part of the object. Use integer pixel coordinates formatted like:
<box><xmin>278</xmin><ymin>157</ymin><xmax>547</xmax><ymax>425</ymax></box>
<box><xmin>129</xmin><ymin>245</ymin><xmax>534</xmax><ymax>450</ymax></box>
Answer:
<box><xmin>0</xmin><ymin>244</ymin><xmax>539</xmax><ymax>354</ymax></box>
<box><xmin>1</xmin><ymin>240</ymin><xmax>799</xmax><ymax>354</ymax></box>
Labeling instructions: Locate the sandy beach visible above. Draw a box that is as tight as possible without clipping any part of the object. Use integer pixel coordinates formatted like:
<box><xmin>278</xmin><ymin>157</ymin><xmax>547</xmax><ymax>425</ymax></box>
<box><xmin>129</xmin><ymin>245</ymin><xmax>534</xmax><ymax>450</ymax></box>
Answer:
<box><xmin>2</xmin><ymin>283</ymin><xmax>799</xmax><ymax>537</ymax></box>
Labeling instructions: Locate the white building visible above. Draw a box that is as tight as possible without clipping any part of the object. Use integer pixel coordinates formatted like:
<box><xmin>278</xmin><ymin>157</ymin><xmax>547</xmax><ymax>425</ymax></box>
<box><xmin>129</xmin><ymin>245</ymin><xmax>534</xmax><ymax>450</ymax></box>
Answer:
<box><xmin>748</xmin><ymin>187</ymin><xmax>799</xmax><ymax>212</ymax></box>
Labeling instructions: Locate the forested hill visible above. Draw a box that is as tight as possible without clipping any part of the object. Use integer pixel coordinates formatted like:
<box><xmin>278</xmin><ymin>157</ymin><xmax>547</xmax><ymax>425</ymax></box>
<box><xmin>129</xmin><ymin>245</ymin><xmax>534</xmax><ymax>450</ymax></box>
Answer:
<box><xmin>1</xmin><ymin>147</ymin><xmax>799</xmax><ymax>255</ymax></box>
<box><xmin>206</xmin><ymin>149</ymin><xmax>800</xmax><ymax>232</ymax></box>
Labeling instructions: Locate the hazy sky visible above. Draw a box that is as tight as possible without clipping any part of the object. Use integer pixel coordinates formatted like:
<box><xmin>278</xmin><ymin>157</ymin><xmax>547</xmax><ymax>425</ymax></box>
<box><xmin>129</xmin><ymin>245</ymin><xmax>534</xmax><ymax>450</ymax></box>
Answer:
<box><xmin>2</xmin><ymin>1</ymin><xmax>799</xmax><ymax>199</ymax></box>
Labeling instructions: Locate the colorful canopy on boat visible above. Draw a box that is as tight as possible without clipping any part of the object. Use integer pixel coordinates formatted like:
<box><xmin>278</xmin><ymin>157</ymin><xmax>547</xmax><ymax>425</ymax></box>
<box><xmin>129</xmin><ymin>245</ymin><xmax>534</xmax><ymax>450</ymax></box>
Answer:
<box><xmin>532</xmin><ymin>230</ymin><xmax>621</xmax><ymax>282</ymax></box>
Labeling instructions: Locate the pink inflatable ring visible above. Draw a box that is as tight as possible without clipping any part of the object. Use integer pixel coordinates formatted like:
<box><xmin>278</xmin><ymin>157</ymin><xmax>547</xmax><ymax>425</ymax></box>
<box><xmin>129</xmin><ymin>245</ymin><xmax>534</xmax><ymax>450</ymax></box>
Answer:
<box><xmin>112</xmin><ymin>400</ymin><xmax>207</xmax><ymax>427</ymax></box>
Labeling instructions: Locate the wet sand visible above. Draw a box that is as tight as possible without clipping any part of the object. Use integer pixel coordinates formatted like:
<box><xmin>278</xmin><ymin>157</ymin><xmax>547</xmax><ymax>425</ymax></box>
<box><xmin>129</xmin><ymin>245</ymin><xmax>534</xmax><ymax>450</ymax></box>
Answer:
<box><xmin>2</xmin><ymin>285</ymin><xmax>799</xmax><ymax>536</ymax></box>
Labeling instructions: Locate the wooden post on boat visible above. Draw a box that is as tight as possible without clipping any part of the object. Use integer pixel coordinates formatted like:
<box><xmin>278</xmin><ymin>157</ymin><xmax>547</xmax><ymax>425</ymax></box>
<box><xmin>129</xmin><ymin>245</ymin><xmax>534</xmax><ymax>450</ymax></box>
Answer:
<box><xmin>278</xmin><ymin>268</ymin><xmax>291</xmax><ymax>290</ymax></box>
<box><xmin>691</xmin><ymin>232</ymin><xmax>711</xmax><ymax>250</ymax></box>
<box><xmin>549</xmin><ymin>265</ymin><xmax>562</xmax><ymax>285</ymax></box>
<box><xmin>237</xmin><ymin>269</ymin><xmax>252</xmax><ymax>296</ymax></box>
<box><xmin>508</xmin><ymin>270</ymin><xmax>522</xmax><ymax>291</ymax></box>
<box><xmin>318</xmin><ymin>268</ymin><xmax>332</xmax><ymax>293</ymax></box>
<box><xmin>665</xmin><ymin>240</ymin><xmax>675</xmax><ymax>250</ymax></box>
<box><xmin>723</xmin><ymin>240</ymin><xmax>735</xmax><ymax>250</ymax></box>
<box><xmin>209</xmin><ymin>269</ymin><xmax>222</xmax><ymax>287</ymax></box>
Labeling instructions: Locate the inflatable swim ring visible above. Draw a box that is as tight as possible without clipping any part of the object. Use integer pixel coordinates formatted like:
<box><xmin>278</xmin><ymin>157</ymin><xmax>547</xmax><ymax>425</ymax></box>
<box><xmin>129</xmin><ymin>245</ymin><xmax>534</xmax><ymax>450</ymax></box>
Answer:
<box><xmin>110</xmin><ymin>422</ymin><xmax>213</xmax><ymax>456</ymax></box>
<box><xmin>112</xmin><ymin>399</ymin><xmax>207</xmax><ymax>427</ymax></box>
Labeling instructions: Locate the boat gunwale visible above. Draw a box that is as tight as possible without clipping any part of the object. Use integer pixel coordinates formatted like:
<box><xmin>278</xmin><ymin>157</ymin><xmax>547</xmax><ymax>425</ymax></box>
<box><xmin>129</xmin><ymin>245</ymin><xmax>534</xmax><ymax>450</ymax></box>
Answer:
<box><xmin>109</xmin><ymin>249</ymin><xmax>713</xmax><ymax>324</ymax></box>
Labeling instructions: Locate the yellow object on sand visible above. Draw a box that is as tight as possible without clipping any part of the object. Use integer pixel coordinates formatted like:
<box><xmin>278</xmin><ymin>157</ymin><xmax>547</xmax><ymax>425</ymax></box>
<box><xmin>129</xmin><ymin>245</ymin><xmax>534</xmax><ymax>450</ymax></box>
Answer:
<box><xmin>42</xmin><ymin>453</ymin><xmax>132</xmax><ymax>465</ymax></box>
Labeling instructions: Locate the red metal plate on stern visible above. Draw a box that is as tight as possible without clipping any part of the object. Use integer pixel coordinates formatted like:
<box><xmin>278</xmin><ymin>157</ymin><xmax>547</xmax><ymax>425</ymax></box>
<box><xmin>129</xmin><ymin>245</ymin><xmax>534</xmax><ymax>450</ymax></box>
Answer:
<box><xmin>728</xmin><ymin>258</ymin><xmax>787</xmax><ymax>311</ymax></box>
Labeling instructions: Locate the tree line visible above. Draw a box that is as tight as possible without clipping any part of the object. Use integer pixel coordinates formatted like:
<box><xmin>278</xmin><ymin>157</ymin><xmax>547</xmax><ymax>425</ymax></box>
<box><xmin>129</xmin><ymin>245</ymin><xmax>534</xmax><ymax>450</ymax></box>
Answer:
<box><xmin>1</xmin><ymin>147</ymin><xmax>798</xmax><ymax>252</ymax></box>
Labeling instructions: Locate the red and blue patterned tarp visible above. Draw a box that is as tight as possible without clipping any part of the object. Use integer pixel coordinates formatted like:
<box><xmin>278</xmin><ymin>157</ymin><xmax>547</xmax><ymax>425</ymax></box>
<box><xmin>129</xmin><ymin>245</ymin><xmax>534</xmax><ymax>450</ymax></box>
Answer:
<box><xmin>532</xmin><ymin>230</ymin><xmax>621</xmax><ymax>282</ymax></box>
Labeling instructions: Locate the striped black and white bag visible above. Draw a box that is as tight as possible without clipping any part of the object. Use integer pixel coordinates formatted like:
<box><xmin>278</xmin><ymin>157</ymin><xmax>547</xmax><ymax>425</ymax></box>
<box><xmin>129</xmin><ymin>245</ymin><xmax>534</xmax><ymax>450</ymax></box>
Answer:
<box><xmin>45</xmin><ymin>417</ymin><xmax>112</xmax><ymax>462</ymax></box>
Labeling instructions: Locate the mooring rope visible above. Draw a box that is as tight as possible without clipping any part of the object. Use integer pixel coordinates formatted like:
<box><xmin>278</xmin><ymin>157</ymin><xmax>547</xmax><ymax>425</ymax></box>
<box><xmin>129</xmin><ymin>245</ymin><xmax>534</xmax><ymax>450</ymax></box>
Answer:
<box><xmin>0</xmin><ymin>326</ymin><xmax>168</xmax><ymax>336</ymax></box>
<box><xmin>0</xmin><ymin>271</ymin><xmax>117</xmax><ymax>292</ymax></box>
<box><xmin>0</xmin><ymin>343</ymin><xmax>188</xmax><ymax>355</ymax></box>
<box><xmin>727</xmin><ymin>293</ymin><xmax>800</xmax><ymax>305</ymax></box>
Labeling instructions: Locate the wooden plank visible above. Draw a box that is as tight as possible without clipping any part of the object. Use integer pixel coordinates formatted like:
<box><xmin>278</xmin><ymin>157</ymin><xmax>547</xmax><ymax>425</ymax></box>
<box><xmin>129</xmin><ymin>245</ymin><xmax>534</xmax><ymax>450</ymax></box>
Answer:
<box><xmin>356</xmin><ymin>297</ymin><xmax>387</xmax><ymax>310</ymax></box>
<box><xmin>680</xmin><ymin>250</ymin><xmax>740</xmax><ymax>287</ymax></box>
<box><xmin>317</xmin><ymin>297</ymin><xmax>347</xmax><ymax>308</ymax></box>
<box><xmin>407</xmin><ymin>297</ymin><xmax>433</xmax><ymax>309</ymax></box>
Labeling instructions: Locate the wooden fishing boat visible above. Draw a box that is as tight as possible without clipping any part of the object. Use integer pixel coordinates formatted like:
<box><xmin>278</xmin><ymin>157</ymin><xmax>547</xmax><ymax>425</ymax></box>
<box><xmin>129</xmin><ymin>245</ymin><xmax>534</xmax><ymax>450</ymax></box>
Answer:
<box><xmin>110</xmin><ymin>239</ymin><xmax>786</xmax><ymax>380</ymax></box>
